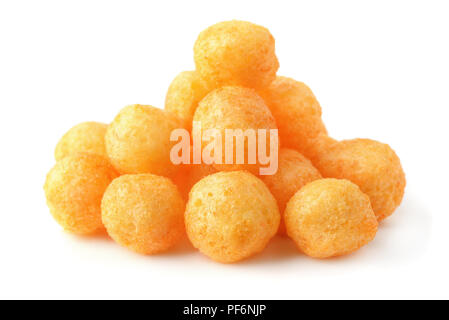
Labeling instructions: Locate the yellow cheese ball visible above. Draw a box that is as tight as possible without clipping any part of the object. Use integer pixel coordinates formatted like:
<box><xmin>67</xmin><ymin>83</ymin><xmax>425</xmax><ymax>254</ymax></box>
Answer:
<box><xmin>193</xmin><ymin>86</ymin><xmax>278</xmax><ymax>174</ymax></box>
<box><xmin>55</xmin><ymin>121</ymin><xmax>108</xmax><ymax>161</ymax></box>
<box><xmin>261</xmin><ymin>149</ymin><xmax>322</xmax><ymax>235</ymax></box>
<box><xmin>313</xmin><ymin>138</ymin><xmax>406</xmax><ymax>221</ymax></box>
<box><xmin>105</xmin><ymin>104</ymin><xmax>182</xmax><ymax>177</ymax></box>
<box><xmin>44</xmin><ymin>153</ymin><xmax>119</xmax><ymax>235</ymax></box>
<box><xmin>285</xmin><ymin>178</ymin><xmax>378</xmax><ymax>258</ymax></box>
<box><xmin>101</xmin><ymin>174</ymin><xmax>185</xmax><ymax>255</ymax></box>
<box><xmin>259</xmin><ymin>76</ymin><xmax>328</xmax><ymax>159</ymax></box>
<box><xmin>185</xmin><ymin>171</ymin><xmax>280</xmax><ymax>263</ymax></box>
<box><xmin>165</xmin><ymin>71</ymin><xmax>210</xmax><ymax>131</ymax></box>
<box><xmin>194</xmin><ymin>20</ymin><xmax>279</xmax><ymax>89</ymax></box>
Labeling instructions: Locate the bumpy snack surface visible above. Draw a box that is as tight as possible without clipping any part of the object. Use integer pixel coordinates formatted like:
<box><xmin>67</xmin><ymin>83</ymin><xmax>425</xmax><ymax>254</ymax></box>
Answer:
<box><xmin>313</xmin><ymin>138</ymin><xmax>406</xmax><ymax>221</ymax></box>
<box><xmin>55</xmin><ymin>121</ymin><xmax>108</xmax><ymax>161</ymax></box>
<box><xmin>285</xmin><ymin>178</ymin><xmax>378</xmax><ymax>258</ymax></box>
<box><xmin>101</xmin><ymin>174</ymin><xmax>185</xmax><ymax>255</ymax></box>
<box><xmin>165</xmin><ymin>71</ymin><xmax>210</xmax><ymax>130</ymax></box>
<box><xmin>194</xmin><ymin>20</ymin><xmax>279</xmax><ymax>89</ymax></box>
<box><xmin>185</xmin><ymin>171</ymin><xmax>280</xmax><ymax>263</ymax></box>
<box><xmin>259</xmin><ymin>76</ymin><xmax>328</xmax><ymax>159</ymax></box>
<box><xmin>105</xmin><ymin>104</ymin><xmax>181</xmax><ymax>177</ymax></box>
<box><xmin>261</xmin><ymin>149</ymin><xmax>322</xmax><ymax>235</ymax></box>
<box><xmin>44</xmin><ymin>153</ymin><xmax>119</xmax><ymax>234</ymax></box>
<box><xmin>193</xmin><ymin>86</ymin><xmax>278</xmax><ymax>174</ymax></box>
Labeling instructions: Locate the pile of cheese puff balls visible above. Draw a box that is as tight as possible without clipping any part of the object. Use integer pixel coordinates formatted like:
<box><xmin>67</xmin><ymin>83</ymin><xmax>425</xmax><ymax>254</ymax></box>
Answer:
<box><xmin>44</xmin><ymin>20</ymin><xmax>405</xmax><ymax>263</ymax></box>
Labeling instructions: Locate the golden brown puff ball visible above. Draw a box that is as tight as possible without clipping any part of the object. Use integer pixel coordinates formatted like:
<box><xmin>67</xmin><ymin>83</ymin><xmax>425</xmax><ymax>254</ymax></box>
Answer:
<box><xmin>258</xmin><ymin>76</ymin><xmax>328</xmax><ymax>160</ymax></box>
<box><xmin>261</xmin><ymin>149</ymin><xmax>322</xmax><ymax>235</ymax></box>
<box><xmin>313</xmin><ymin>138</ymin><xmax>406</xmax><ymax>221</ymax></box>
<box><xmin>105</xmin><ymin>104</ymin><xmax>182</xmax><ymax>177</ymax></box>
<box><xmin>44</xmin><ymin>153</ymin><xmax>119</xmax><ymax>235</ymax></box>
<box><xmin>285</xmin><ymin>178</ymin><xmax>378</xmax><ymax>258</ymax></box>
<box><xmin>101</xmin><ymin>174</ymin><xmax>185</xmax><ymax>255</ymax></box>
<box><xmin>54</xmin><ymin>121</ymin><xmax>108</xmax><ymax>161</ymax></box>
<box><xmin>193</xmin><ymin>86</ymin><xmax>278</xmax><ymax>174</ymax></box>
<box><xmin>165</xmin><ymin>71</ymin><xmax>211</xmax><ymax>131</ymax></box>
<box><xmin>185</xmin><ymin>171</ymin><xmax>280</xmax><ymax>263</ymax></box>
<box><xmin>194</xmin><ymin>20</ymin><xmax>279</xmax><ymax>90</ymax></box>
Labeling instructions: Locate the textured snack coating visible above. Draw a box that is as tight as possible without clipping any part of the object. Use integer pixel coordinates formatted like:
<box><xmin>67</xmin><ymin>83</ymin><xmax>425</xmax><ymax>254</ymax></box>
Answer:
<box><xmin>259</xmin><ymin>76</ymin><xmax>328</xmax><ymax>159</ymax></box>
<box><xmin>44</xmin><ymin>153</ymin><xmax>119</xmax><ymax>234</ymax></box>
<box><xmin>105</xmin><ymin>104</ymin><xmax>182</xmax><ymax>177</ymax></box>
<box><xmin>313</xmin><ymin>139</ymin><xmax>406</xmax><ymax>221</ymax></box>
<box><xmin>194</xmin><ymin>20</ymin><xmax>279</xmax><ymax>89</ymax></box>
<box><xmin>165</xmin><ymin>71</ymin><xmax>210</xmax><ymax>131</ymax></box>
<box><xmin>285</xmin><ymin>178</ymin><xmax>378</xmax><ymax>258</ymax></box>
<box><xmin>261</xmin><ymin>149</ymin><xmax>322</xmax><ymax>235</ymax></box>
<box><xmin>101</xmin><ymin>174</ymin><xmax>185</xmax><ymax>255</ymax></box>
<box><xmin>185</xmin><ymin>171</ymin><xmax>280</xmax><ymax>263</ymax></box>
<box><xmin>193</xmin><ymin>86</ymin><xmax>278</xmax><ymax>174</ymax></box>
<box><xmin>55</xmin><ymin>122</ymin><xmax>108</xmax><ymax>161</ymax></box>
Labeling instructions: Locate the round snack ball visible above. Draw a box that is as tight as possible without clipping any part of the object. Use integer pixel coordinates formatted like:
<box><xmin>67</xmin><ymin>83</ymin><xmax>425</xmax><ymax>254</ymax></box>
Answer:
<box><xmin>44</xmin><ymin>153</ymin><xmax>119</xmax><ymax>235</ymax></box>
<box><xmin>285</xmin><ymin>178</ymin><xmax>378</xmax><ymax>258</ymax></box>
<box><xmin>101</xmin><ymin>174</ymin><xmax>185</xmax><ymax>255</ymax></box>
<box><xmin>261</xmin><ymin>149</ymin><xmax>322</xmax><ymax>235</ymax></box>
<box><xmin>55</xmin><ymin>121</ymin><xmax>108</xmax><ymax>161</ymax></box>
<box><xmin>258</xmin><ymin>76</ymin><xmax>328</xmax><ymax>159</ymax></box>
<box><xmin>105</xmin><ymin>104</ymin><xmax>182</xmax><ymax>177</ymax></box>
<box><xmin>193</xmin><ymin>86</ymin><xmax>278</xmax><ymax>174</ymax></box>
<box><xmin>174</xmin><ymin>162</ymin><xmax>217</xmax><ymax>201</ymax></box>
<box><xmin>313</xmin><ymin>139</ymin><xmax>406</xmax><ymax>221</ymax></box>
<box><xmin>194</xmin><ymin>20</ymin><xmax>279</xmax><ymax>89</ymax></box>
<box><xmin>165</xmin><ymin>71</ymin><xmax>210</xmax><ymax>131</ymax></box>
<box><xmin>186</xmin><ymin>171</ymin><xmax>280</xmax><ymax>263</ymax></box>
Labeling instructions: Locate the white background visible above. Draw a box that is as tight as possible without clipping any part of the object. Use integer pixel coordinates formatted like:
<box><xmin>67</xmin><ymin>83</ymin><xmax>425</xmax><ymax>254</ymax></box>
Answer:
<box><xmin>0</xmin><ymin>0</ymin><xmax>448</xmax><ymax>299</ymax></box>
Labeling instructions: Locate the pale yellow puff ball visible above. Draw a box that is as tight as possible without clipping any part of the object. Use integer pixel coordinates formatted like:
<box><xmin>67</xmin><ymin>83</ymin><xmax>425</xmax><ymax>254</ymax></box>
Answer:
<box><xmin>193</xmin><ymin>86</ymin><xmax>278</xmax><ymax>174</ymax></box>
<box><xmin>194</xmin><ymin>20</ymin><xmax>279</xmax><ymax>89</ymax></box>
<box><xmin>261</xmin><ymin>149</ymin><xmax>322</xmax><ymax>235</ymax></box>
<box><xmin>165</xmin><ymin>71</ymin><xmax>210</xmax><ymax>131</ymax></box>
<box><xmin>54</xmin><ymin>121</ymin><xmax>108</xmax><ymax>161</ymax></box>
<box><xmin>101</xmin><ymin>174</ymin><xmax>185</xmax><ymax>255</ymax></box>
<box><xmin>313</xmin><ymin>138</ymin><xmax>406</xmax><ymax>221</ymax></box>
<box><xmin>44</xmin><ymin>153</ymin><xmax>119</xmax><ymax>235</ymax></box>
<box><xmin>185</xmin><ymin>171</ymin><xmax>280</xmax><ymax>263</ymax></box>
<box><xmin>258</xmin><ymin>76</ymin><xmax>328</xmax><ymax>159</ymax></box>
<box><xmin>105</xmin><ymin>104</ymin><xmax>182</xmax><ymax>177</ymax></box>
<box><xmin>285</xmin><ymin>178</ymin><xmax>378</xmax><ymax>258</ymax></box>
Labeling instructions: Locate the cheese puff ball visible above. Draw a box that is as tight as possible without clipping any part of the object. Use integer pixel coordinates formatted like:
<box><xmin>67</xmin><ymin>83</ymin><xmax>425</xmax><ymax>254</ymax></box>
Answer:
<box><xmin>165</xmin><ymin>71</ymin><xmax>210</xmax><ymax>131</ymax></box>
<box><xmin>313</xmin><ymin>139</ymin><xmax>406</xmax><ymax>221</ymax></box>
<box><xmin>54</xmin><ymin>122</ymin><xmax>108</xmax><ymax>161</ymax></box>
<box><xmin>44</xmin><ymin>153</ymin><xmax>119</xmax><ymax>235</ymax></box>
<box><xmin>285</xmin><ymin>178</ymin><xmax>378</xmax><ymax>258</ymax></box>
<box><xmin>194</xmin><ymin>20</ymin><xmax>279</xmax><ymax>90</ymax></box>
<box><xmin>258</xmin><ymin>76</ymin><xmax>328</xmax><ymax>159</ymax></box>
<box><xmin>261</xmin><ymin>149</ymin><xmax>322</xmax><ymax>235</ymax></box>
<box><xmin>105</xmin><ymin>104</ymin><xmax>182</xmax><ymax>177</ymax></box>
<box><xmin>101</xmin><ymin>174</ymin><xmax>185</xmax><ymax>255</ymax></box>
<box><xmin>174</xmin><ymin>162</ymin><xmax>217</xmax><ymax>200</ymax></box>
<box><xmin>193</xmin><ymin>86</ymin><xmax>278</xmax><ymax>174</ymax></box>
<box><xmin>185</xmin><ymin>171</ymin><xmax>280</xmax><ymax>263</ymax></box>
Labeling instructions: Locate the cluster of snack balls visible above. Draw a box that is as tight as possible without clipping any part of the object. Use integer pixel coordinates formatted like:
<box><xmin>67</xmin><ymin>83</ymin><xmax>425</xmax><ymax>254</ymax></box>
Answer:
<box><xmin>44</xmin><ymin>20</ymin><xmax>406</xmax><ymax>263</ymax></box>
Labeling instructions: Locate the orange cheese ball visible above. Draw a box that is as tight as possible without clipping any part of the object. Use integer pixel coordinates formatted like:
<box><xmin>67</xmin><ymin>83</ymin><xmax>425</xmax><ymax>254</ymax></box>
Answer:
<box><xmin>313</xmin><ymin>138</ymin><xmax>406</xmax><ymax>221</ymax></box>
<box><xmin>261</xmin><ymin>149</ymin><xmax>322</xmax><ymax>235</ymax></box>
<box><xmin>54</xmin><ymin>121</ymin><xmax>108</xmax><ymax>161</ymax></box>
<box><xmin>258</xmin><ymin>76</ymin><xmax>328</xmax><ymax>159</ymax></box>
<box><xmin>285</xmin><ymin>178</ymin><xmax>378</xmax><ymax>258</ymax></box>
<box><xmin>194</xmin><ymin>20</ymin><xmax>279</xmax><ymax>90</ymax></box>
<box><xmin>174</xmin><ymin>162</ymin><xmax>217</xmax><ymax>201</ymax></box>
<box><xmin>105</xmin><ymin>104</ymin><xmax>182</xmax><ymax>177</ymax></box>
<box><xmin>193</xmin><ymin>86</ymin><xmax>278</xmax><ymax>174</ymax></box>
<box><xmin>185</xmin><ymin>171</ymin><xmax>280</xmax><ymax>263</ymax></box>
<box><xmin>101</xmin><ymin>174</ymin><xmax>185</xmax><ymax>255</ymax></box>
<box><xmin>165</xmin><ymin>71</ymin><xmax>210</xmax><ymax>131</ymax></box>
<box><xmin>44</xmin><ymin>153</ymin><xmax>119</xmax><ymax>235</ymax></box>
